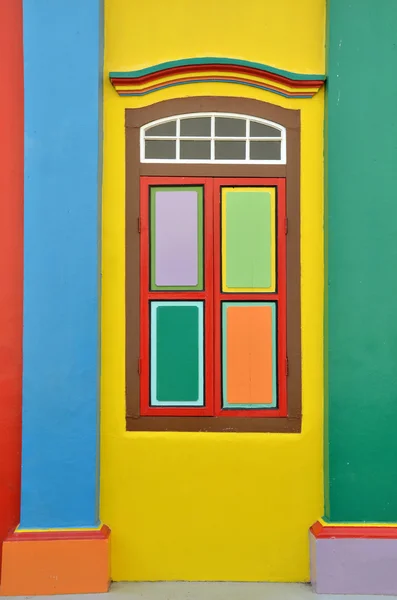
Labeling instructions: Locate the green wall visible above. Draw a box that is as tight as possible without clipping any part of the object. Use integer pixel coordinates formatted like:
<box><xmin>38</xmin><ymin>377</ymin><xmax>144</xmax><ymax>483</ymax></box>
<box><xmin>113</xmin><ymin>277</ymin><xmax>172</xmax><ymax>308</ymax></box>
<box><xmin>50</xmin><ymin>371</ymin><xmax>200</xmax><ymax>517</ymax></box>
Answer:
<box><xmin>325</xmin><ymin>0</ymin><xmax>397</xmax><ymax>522</ymax></box>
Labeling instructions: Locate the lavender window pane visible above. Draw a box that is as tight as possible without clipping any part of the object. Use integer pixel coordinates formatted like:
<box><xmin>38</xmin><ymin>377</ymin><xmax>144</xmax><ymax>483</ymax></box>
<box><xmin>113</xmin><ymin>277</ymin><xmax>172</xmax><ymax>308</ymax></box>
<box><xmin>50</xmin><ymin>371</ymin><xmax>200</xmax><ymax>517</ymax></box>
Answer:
<box><xmin>155</xmin><ymin>191</ymin><xmax>198</xmax><ymax>286</ymax></box>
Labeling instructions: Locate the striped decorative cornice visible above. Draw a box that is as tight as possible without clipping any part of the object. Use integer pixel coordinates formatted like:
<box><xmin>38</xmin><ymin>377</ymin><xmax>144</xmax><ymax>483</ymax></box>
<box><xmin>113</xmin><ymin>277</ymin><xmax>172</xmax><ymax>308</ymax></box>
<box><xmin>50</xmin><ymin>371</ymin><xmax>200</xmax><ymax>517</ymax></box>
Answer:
<box><xmin>109</xmin><ymin>57</ymin><xmax>326</xmax><ymax>99</ymax></box>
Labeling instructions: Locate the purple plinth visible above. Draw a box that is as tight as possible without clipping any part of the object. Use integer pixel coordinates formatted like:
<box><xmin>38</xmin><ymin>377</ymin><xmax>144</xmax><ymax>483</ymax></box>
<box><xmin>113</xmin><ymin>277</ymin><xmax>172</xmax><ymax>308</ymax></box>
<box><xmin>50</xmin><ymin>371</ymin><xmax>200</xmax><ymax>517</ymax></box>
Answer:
<box><xmin>310</xmin><ymin>531</ymin><xmax>397</xmax><ymax>595</ymax></box>
<box><xmin>154</xmin><ymin>190</ymin><xmax>198</xmax><ymax>287</ymax></box>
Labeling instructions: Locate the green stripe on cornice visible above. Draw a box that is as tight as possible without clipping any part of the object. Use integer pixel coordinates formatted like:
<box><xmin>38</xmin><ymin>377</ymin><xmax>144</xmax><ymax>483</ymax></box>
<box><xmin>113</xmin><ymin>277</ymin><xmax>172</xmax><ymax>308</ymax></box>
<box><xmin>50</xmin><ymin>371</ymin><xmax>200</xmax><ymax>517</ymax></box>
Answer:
<box><xmin>109</xmin><ymin>57</ymin><xmax>326</xmax><ymax>81</ymax></box>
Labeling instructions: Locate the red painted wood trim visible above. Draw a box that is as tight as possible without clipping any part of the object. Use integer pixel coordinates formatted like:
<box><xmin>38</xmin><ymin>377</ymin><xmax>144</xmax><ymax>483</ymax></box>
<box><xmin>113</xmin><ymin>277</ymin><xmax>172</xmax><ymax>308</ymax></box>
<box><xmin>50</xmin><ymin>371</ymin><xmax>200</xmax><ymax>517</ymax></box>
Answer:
<box><xmin>5</xmin><ymin>525</ymin><xmax>110</xmax><ymax>543</ymax></box>
<box><xmin>139</xmin><ymin>177</ymin><xmax>214</xmax><ymax>417</ymax></box>
<box><xmin>213</xmin><ymin>178</ymin><xmax>287</xmax><ymax>418</ymax></box>
<box><xmin>276</xmin><ymin>179</ymin><xmax>287</xmax><ymax>416</ymax></box>
<box><xmin>139</xmin><ymin>177</ymin><xmax>287</xmax><ymax>418</ymax></box>
<box><xmin>0</xmin><ymin>0</ymin><xmax>23</xmax><ymax>579</ymax></box>
<box><xmin>311</xmin><ymin>521</ymin><xmax>397</xmax><ymax>539</ymax></box>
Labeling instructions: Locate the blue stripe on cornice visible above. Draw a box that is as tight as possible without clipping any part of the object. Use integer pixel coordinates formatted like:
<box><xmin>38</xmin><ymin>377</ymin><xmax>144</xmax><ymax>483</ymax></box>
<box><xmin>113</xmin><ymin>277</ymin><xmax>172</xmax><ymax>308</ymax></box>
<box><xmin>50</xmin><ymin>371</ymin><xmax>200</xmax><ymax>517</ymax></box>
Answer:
<box><xmin>116</xmin><ymin>79</ymin><xmax>314</xmax><ymax>99</ymax></box>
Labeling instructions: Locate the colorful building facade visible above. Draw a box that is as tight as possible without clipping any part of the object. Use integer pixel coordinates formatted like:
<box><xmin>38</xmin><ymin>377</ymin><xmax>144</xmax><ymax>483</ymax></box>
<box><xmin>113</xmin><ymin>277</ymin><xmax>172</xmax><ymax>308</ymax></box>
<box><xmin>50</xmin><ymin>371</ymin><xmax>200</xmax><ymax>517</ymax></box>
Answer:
<box><xmin>0</xmin><ymin>0</ymin><xmax>397</xmax><ymax>595</ymax></box>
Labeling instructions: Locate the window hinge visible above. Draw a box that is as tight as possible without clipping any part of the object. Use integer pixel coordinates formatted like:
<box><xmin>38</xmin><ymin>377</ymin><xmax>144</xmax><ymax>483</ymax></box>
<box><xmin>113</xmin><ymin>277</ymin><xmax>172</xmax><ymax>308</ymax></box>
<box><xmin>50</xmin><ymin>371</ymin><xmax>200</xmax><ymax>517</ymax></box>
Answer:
<box><xmin>137</xmin><ymin>217</ymin><xmax>141</xmax><ymax>233</ymax></box>
<box><xmin>284</xmin><ymin>217</ymin><xmax>288</xmax><ymax>235</ymax></box>
<box><xmin>138</xmin><ymin>358</ymin><xmax>142</xmax><ymax>375</ymax></box>
<box><xmin>285</xmin><ymin>357</ymin><xmax>289</xmax><ymax>376</ymax></box>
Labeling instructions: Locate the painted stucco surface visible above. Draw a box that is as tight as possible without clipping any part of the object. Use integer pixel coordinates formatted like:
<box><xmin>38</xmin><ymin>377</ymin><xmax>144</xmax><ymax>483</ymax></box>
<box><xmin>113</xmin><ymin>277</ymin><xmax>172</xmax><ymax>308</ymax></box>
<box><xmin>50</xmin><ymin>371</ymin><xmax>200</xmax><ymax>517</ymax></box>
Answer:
<box><xmin>100</xmin><ymin>0</ymin><xmax>325</xmax><ymax>581</ymax></box>
<box><xmin>20</xmin><ymin>0</ymin><xmax>103</xmax><ymax>530</ymax></box>
<box><xmin>0</xmin><ymin>0</ymin><xmax>23</xmax><ymax>569</ymax></box>
<box><xmin>311</xmin><ymin>534</ymin><xmax>397</xmax><ymax>595</ymax></box>
<box><xmin>325</xmin><ymin>0</ymin><xmax>397</xmax><ymax>522</ymax></box>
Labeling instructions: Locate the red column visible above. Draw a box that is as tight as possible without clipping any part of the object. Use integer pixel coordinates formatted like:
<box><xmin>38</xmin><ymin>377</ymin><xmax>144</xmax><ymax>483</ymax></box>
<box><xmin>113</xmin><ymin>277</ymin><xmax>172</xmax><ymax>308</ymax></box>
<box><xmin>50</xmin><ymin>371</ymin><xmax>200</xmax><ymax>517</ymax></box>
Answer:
<box><xmin>0</xmin><ymin>0</ymin><xmax>23</xmax><ymax>582</ymax></box>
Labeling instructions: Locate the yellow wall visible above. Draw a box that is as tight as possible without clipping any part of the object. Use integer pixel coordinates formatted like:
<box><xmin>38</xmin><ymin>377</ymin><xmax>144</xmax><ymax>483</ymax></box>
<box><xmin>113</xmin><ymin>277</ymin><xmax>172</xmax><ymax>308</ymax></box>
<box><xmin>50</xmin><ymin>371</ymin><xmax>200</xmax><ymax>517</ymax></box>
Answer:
<box><xmin>101</xmin><ymin>0</ymin><xmax>325</xmax><ymax>582</ymax></box>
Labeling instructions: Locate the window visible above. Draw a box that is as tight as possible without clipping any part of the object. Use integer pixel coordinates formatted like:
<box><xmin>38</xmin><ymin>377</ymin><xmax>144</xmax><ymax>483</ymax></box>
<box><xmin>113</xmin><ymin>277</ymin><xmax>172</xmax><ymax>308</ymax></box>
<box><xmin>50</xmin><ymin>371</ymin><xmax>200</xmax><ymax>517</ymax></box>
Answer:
<box><xmin>139</xmin><ymin>177</ymin><xmax>287</xmax><ymax>421</ymax></box>
<box><xmin>125</xmin><ymin>96</ymin><xmax>301</xmax><ymax>433</ymax></box>
<box><xmin>141</xmin><ymin>114</ymin><xmax>286</xmax><ymax>164</ymax></box>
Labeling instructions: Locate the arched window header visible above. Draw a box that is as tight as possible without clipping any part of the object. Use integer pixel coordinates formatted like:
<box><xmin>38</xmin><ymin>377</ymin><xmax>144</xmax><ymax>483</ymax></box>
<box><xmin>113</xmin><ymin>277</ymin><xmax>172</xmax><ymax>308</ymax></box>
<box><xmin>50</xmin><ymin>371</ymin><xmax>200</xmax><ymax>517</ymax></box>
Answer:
<box><xmin>140</xmin><ymin>113</ymin><xmax>286</xmax><ymax>164</ymax></box>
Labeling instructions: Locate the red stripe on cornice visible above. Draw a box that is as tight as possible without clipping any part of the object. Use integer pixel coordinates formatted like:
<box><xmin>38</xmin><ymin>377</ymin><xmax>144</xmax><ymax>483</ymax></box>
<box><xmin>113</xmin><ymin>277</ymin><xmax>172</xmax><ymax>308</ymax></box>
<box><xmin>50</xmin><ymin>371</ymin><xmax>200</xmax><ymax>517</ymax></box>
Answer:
<box><xmin>311</xmin><ymin>521</ymin><xmax>397</xmax><ymax>539</ymax></box>
<box><xmin>114</xmin><ymin>73</ymin><xmax>315</xmax><ymax>97</ymax></box>
<box><xmin>6</xmin><ymin>525</ymin><xmax>110</xmax><ymax>543</ymax></box>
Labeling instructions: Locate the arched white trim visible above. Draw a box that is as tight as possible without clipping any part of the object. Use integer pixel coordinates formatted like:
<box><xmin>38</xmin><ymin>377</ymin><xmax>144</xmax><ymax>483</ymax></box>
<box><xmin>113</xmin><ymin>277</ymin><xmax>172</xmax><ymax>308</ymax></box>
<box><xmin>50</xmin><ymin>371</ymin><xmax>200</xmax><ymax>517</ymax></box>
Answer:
<box><xmin>140</xmin><ymin>113</ymin><xmax>286</xmax><ymax>164</ymax></box>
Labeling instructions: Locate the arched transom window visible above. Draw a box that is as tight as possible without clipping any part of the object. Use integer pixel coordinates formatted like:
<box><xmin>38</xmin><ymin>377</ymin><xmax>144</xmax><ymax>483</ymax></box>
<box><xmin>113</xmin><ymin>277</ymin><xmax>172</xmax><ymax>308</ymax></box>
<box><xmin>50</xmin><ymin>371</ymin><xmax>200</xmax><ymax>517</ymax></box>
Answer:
<box><xmin>140</xmin><ymin>113</ymin><xmax>286</xmax><ymax>164</ymax></box>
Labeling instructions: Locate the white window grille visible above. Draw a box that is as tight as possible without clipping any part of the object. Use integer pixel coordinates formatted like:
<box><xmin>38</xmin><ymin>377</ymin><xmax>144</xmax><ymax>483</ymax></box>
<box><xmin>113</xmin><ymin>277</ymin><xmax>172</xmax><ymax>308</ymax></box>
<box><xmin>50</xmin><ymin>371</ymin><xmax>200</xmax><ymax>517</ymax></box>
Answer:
<box><xmin>140</xmin><ymin>113</ymin><xmax>286</xmax><ymax>164</ymax></box>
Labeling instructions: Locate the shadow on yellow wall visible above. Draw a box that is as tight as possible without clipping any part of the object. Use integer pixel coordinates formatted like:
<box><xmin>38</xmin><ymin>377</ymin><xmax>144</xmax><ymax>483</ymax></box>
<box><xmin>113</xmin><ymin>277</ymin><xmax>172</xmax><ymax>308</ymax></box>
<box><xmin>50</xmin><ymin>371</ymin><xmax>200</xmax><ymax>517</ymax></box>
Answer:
<box><xmin>100</xmin><ymin>0</ymin><xmax>325</xmax><ymax>582</ymax></box>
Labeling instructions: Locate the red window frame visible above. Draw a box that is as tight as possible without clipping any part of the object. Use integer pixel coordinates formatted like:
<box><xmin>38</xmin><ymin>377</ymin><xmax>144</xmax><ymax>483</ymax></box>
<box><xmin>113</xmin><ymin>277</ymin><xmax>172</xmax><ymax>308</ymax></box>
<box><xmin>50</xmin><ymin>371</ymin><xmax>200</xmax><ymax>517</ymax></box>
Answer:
<box><xmin>213</xmin><ymin>178</ymin><xmax>287</xmax><ymax>417</ymax></box>
<box><xmin>139</xmin><ymin>176</ymin><xmax>287</xmax><ymax>418</ymax></box>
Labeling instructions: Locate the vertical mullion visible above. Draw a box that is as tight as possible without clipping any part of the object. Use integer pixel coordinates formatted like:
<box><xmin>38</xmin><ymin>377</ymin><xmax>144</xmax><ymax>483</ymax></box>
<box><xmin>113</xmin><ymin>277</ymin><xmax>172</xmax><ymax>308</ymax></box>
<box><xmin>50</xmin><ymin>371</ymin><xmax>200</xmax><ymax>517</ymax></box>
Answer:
<box><xmin>212</xmin><ymin>179</ymin><xmax>222</xmax><ymax>416</ymax></box>
<box><xmin>212</xmin><ymin>178</ymin><xmax>217</xmax><ymax>415</ymax></box>
<box><xmin>204</xmin><ymin>178</ymin><xmax>215</xmax><ymax>416</ymax></box>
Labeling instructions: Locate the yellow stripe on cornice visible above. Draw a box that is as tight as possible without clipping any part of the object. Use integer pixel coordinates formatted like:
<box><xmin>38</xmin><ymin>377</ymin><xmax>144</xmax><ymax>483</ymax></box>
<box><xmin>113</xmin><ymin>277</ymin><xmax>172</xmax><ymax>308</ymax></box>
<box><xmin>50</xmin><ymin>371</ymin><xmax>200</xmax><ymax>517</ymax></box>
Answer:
<box><xmin>16</xmin><ymin>523</ymin><xmax>103</xmax><ymax>533</ymax></box>
<box><xmin>319</xmin><ymin>517</ymin><xmax>397</xmax><ymax>528</ymax></box>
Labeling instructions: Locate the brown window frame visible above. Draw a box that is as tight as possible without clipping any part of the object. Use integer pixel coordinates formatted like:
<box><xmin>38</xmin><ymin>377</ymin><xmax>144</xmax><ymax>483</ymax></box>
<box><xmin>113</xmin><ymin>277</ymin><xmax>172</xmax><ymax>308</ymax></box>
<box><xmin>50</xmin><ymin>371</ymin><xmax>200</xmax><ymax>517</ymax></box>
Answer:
<box><xmin>125</xmin><ymin>96</ymin><xmax>301</xmax><ymax>432</ymax></box>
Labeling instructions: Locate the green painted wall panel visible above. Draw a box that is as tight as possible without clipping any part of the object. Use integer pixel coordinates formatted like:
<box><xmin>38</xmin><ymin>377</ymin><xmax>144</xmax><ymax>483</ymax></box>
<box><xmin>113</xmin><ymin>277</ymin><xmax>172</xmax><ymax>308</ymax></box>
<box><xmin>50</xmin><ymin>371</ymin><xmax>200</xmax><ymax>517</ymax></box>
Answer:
<box><xmin>224</xmin><ymin>190</ymin><xmax>271</xmax><ymax>289</ymax></box>
<box><xmin>153</xmin><ymin>303</ymin><xmax>201</xmax><ymax>403</ymax></box>
<box><xmin>326</xmin><ymin>0</ymin><xmax>397</xmax><ymax>522</ymax></box>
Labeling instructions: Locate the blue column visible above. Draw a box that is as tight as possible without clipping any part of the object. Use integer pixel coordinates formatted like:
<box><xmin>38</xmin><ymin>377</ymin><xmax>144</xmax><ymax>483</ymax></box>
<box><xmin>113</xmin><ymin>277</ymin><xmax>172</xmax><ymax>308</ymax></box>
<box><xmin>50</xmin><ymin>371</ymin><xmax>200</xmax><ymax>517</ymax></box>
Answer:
<box><xmin>20</xmin><ymin>0</ymin><xmax>103</xmax><ymax>529</ymax></box>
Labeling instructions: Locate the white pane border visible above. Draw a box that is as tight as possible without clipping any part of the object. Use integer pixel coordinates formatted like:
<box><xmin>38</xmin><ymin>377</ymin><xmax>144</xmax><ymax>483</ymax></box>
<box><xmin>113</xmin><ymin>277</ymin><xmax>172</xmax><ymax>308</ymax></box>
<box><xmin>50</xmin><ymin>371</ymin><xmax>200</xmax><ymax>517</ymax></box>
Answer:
<box><xmin>140</xmin><ymin>113</ymin><xmax>286</xmax><ymax>164</ymax></box>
